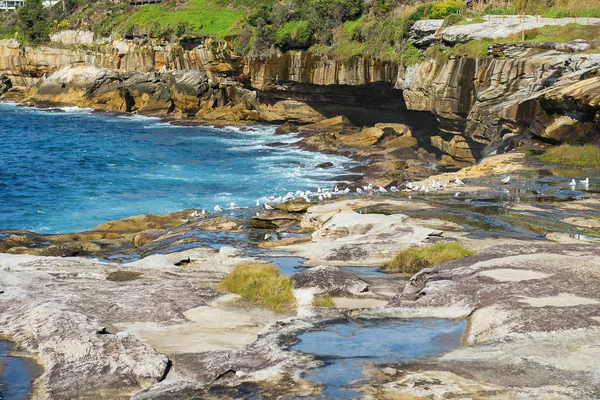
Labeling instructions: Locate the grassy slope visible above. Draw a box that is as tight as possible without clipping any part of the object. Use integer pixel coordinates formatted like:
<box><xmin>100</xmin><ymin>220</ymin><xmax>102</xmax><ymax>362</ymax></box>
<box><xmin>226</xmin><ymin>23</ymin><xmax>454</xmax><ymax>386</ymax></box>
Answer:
<box><xmin>126</xmin><ymin>0</ymin><xmax>247</xmax><ymax>37</ymax></box>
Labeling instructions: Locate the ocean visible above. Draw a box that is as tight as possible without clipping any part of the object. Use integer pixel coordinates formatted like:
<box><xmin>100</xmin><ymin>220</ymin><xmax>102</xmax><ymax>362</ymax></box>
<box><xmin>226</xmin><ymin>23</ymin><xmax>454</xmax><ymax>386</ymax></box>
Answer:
<box><xmin>0</xmin><ymin>103</ymin><xmax>358</xmax><ymax>233</ymax></box>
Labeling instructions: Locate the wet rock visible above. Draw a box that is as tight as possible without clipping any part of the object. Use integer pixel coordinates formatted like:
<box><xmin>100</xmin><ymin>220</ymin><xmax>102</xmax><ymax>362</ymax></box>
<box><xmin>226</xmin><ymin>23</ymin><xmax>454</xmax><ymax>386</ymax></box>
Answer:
<box><xmin>315</xmin><ymin>162</ymin><xmax>334</xmax><ymax>169</ymax></box>
<box><xmin>561</xmin><ymin>217</ymin><xmax>600</xmax><ymax>230</ymax></box>
<box><xmin>274</xmin><ymin>200</ymin><xmax>311</xmax><ymax>213</ymax></box>
<box><xmin>251</xmin><ymin>213</ymin><xmax>301</xmax><ymax>229</ymax></box>
<box><xmin>275</xmin><ymin>121</ymin><xmax>300</xmax><ymax>135</ymax></box>
<box><xmin>291</xmin><ymin>266</ymin><xmax>369</xmax><ymax>296</ymax></box>
<box><xmin>133</xmin><ymin>229</ymin><xmax>168</xmax><ymax>248</ymax></box>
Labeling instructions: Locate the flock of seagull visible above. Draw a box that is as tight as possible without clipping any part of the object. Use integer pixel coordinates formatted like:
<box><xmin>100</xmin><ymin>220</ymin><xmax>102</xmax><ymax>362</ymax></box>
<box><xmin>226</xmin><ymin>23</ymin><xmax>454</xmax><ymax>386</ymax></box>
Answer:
<box><xmin>183</xmin><ymin>175</ymin><xmax>591</xmax><ymax>220</ymax></box>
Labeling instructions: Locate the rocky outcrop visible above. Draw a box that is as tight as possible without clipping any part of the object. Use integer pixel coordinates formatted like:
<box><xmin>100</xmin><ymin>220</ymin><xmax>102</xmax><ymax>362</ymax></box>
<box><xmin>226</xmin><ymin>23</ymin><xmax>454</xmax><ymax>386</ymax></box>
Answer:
<box><xmin>378</xmin><ymin>243</ymin><xmax>600</xmax><ymax>399</ymax></box>
<box><xmin>29</xmin><ymin>65</ymin><xmax>258</xmax><ymax>119</ymax></box>
<box><xmin>398</xmin><ymin>51</ymin><xmax>600</xmax><ymax>159</ymax></box>
<box><xmin>245</xmin><ymin>49</ymin><xmax>397</xmax><ymax>91</ymax></box>
<box><xmin>0</xmin><ymin>73</ymin><xmax>11</xmax><ymax>94</ymax></box>
<box><xmin>291</xmin><ymin>266</ymin><xmax>369</xmax><ymax>296</ymax></box>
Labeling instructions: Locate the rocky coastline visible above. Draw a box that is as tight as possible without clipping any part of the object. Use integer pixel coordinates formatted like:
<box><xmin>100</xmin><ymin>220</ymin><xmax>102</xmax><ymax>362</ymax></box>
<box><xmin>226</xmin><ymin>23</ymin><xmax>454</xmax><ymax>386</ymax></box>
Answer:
<box><xmin>2</xmin><ymin>16</ymin><xmax>600</xmax><ymax>400</ymax></box>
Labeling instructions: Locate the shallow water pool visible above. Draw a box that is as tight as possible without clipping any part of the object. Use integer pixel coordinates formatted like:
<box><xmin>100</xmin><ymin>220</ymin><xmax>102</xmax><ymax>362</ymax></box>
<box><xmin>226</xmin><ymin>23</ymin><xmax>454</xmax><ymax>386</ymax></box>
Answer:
<box><xmin>291</xmin><ymin>318</ymin><xmax>466</xmax><ymax>399</ymax></box>
<box><xmin>0</xmin><ymin>341</ymin><xmax>38</xmax><ymax>400</ymax></box>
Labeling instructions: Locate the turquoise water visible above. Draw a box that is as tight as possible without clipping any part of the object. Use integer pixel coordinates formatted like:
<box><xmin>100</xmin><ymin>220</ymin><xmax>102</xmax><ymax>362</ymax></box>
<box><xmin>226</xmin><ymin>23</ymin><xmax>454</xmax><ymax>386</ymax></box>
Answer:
<box><xmin>291</xmin><ymin>318</ymin><xmax>466</xmax><ymax>399</ymax></box>
<box><xmin>0</xmin><ymin>103</ymin><xmax>357</xmax><ymax>233</ymax></box>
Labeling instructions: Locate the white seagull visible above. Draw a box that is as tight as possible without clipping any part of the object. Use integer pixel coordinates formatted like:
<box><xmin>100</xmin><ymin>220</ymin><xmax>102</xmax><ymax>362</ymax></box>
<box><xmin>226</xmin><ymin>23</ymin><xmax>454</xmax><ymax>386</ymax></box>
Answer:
<box><xmin>455</xmin><ymin>177</ymin><xmax>464</xmax><ymax>185</ymax></box>
<box><xmin>500</xmin><ymin>176</ymin><xmax>511</xmax><ymax>184</ymax></box>
<box><xmin>264</xmin><ymin>203</ymin><xmax>274</xmax><ymax>210</ymax></box>
<box><xmin>213</xmin><ymin>205</ymin><xmax>223</xmax><ymax>213</ymax></box>
<box><xmin>357</xmin><ymin>187</ymin><xmax>364</xmax><ymax>194</ymax></box>
<box><xmin>256</xmin><ymin>200</ymin><xmax>261</xmax><ymax>207</ymax></box>
<box><xmin>390</xmin><ymin>186</ymin><xmax>399</xmax><ymax>192</ymax></box>
<box><xmin>379</xmin><ymin>186</ymin><xmax>387</xmax><ymax>193</ymax></box>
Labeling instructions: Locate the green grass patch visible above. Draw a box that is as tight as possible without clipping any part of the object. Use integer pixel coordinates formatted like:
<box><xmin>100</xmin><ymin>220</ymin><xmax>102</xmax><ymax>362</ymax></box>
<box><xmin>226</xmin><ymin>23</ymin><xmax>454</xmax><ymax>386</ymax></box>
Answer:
<box><xmin>218</xmin><ymin>262</ymin><xmax>295</xmax><ymax>313</ymax></box>
<box><xmin>382</xmin><ymin>243</ymin><xmax>474</xmax><ymax>274</ymax></box>
<box><xmin>538</xmin><ymin>144</ymin><xmax>600</xmax><ymax>168</ymax></box>
<box><xmin>312</xmin><ymin>294</ymin><xmax>336</xmax><ymax>308</ymax></box>
<box><xmin>126</xmin><ymin>0</ymin><xmax>246</xmax><ymax>37</ymax></box>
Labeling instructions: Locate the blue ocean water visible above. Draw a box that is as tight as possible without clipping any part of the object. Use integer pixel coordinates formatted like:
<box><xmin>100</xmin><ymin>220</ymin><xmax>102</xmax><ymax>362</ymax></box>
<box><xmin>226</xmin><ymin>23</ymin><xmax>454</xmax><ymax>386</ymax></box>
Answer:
<box><xmin>0</xmin><ymin>103</ymin><xmax>358</xmax><ymax>233</ymax></box>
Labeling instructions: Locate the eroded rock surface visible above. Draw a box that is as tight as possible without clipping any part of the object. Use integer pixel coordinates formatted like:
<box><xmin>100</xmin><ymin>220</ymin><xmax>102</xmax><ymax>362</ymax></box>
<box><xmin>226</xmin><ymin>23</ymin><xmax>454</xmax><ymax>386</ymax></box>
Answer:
<box><xmin>374</xmin><ymin>243</ymin><xmax>600</xmax><ymax>399</ymax></box>
<box><xmin>291</xmin><ymin>266</ymin><xmax>369</xmax><ymax>296</ymax></box>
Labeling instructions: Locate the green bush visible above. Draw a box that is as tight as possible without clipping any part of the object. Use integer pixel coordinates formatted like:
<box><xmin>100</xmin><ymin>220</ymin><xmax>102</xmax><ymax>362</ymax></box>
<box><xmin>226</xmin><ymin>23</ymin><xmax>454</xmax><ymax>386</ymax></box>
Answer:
<box><xmin>49</xmin><ymin>19</ymin><xmax>70</xmax><ymax>34</ymax></box>
<box><xmin>430</xmin><ymin>0</ymin><xmax>464</xmax><ymax>19</ymax></box>
<box><xmin>275</xmin><ymin>19</ymin><xmax>313</xmax><ymax>48</ymax></box>
<box><xmin>18</xmin><ymin>0</ymin><xmax>50</xmax><ymax>44</ymax></box>
<box><xmin>218</xmin><ymin>262</ymin><xmax>296</xmax><ymax>313</ymax></box>
<box><xmin>382</xmin><ymin>243</ymin><xmax>474</xmax><ymax>274</ymax></box>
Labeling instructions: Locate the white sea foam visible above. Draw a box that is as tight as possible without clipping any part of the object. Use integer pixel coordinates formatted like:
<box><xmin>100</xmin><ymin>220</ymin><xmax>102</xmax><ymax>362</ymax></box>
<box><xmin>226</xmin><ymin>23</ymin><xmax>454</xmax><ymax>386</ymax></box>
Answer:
<box><xmin>59</xmin><ymin>106</ymin><xmax>94</xmax><ymax>114</ymax></box>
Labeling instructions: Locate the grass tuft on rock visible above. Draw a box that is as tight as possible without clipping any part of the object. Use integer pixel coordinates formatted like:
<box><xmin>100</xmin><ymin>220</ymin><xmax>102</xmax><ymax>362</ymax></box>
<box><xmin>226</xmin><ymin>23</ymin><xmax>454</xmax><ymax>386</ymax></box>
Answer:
<box><xmin>218</xmin><ymin>262</ymin><xmax>295</xmax><ymax>313</ymax></box>
<box><xmin>312</xmin><ymin>294</ymin><xmax>336</xmax><ymax>308</ymax></box>
<box><xmin>382</xmin><ymin>243</ymin><xmax>474</xmax><ymax>274</ymax></box>
<box><xmin>538</xmin><ymin>144</ymin><xmax>600</xmax><ymax>168</ymax></box>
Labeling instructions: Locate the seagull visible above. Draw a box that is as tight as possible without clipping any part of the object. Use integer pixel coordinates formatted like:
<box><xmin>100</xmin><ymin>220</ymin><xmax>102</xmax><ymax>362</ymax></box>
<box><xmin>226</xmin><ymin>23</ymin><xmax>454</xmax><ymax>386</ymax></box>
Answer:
<box><xmin>213</xmin><ymin>205</ymin><xmax>223</xmax><ymax>213</ymax></box>
<box><xmin>230</xmin><ymin>202</ymin><xmax>238</xmax><ymax>210</ymax></box>
<box><xmin>318</xmin><ymin>194</ymin><xmax>324</xmax><ymax>201</ymax></box>
<box><xmin>264</xmin><ymin>203</ymin><xmax>274</xmax><ymax>210</ymax></box>
<box><xmin>455</xmin><ymin>177</ymin><xmax>464</xmax><ymax>185</ymax></box>
<box><xmin>189</xmin><ymin>210</ymin><xmax>201</xmax><ymax>218</ymax></box>
<box><xmin>362</xmin><ymin>185</ymin><xmax>369</xmax><ymax>191</ymax></box>
<box><xmin>201</xmin><ymin>209</ymin><xmax>206</xmax><ymax>215</ymax></box>
<box><xmin>344</xmin><ymin>187</ymin><xmax>351</xmax><ymax>194</ymax></box>
<box><xmin>390</xmin><ymin>186</ymin><xmax>399</xmax><ymax>192</ymax></box>
<box><xmin>580</xmin><ymin>178</ymin><xmax>589</xmax><ymax>188</ymax></box>
<box><xmin>317</xmin><ymin>187</ymin><xmax>322</xmax><ymax>193</ymax></box>
<box><xmin>500</xmin><ymin>176</ymin><xmax>511</xmax><ymax>184</ymax></box>
<box><xmin>379</xmin><ymin>186</ymin><xmax>387</xmax><ymax>193</ymax></box>
<box><xmin>454</xmin><ymin>192</ymin><xmax>461</xmax><ymax>197</ymax></box>
<box><xmin>304</xmin><ymin>196</ymin><xmax>312</xmax><ymax>203</ymax></box>
<box><xmin>406</xmin><ymin>182</ymin><xmax>414</xmax><ymax>190</ymax></box>
<box><xmin>367</xmin><ymin>184</ymin><xmax>373</xmax><ymax>191</ymax></box>
<box><xmin>256</xmin><ymin>200</ymin><xmax>261</xmax><ymax>207</ymax></box>
<box><xmin>357</xmin><ymin>187</ymin><xmax>364</xmax><ymax>194</ymax></box>
<box><xmin>334</xmin><ymin>186</ymin><xmax>339</xmax><ymax>192</ymax></box>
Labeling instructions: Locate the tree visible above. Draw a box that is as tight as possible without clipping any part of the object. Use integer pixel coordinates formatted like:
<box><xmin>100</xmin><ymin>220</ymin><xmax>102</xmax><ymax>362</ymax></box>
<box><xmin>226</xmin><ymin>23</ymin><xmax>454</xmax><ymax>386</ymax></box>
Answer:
<box><xmin>18</xmin><ymin>0</ymin><xmax>50</xmax><ymax>44</ymax></box>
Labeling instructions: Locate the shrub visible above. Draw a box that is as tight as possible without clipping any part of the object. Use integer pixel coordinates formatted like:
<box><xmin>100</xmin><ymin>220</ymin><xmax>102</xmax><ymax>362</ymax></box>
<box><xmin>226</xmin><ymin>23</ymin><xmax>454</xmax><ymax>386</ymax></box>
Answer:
<box><xmin>49</xmin><ymin>19</ymin><xmax>70</xmax><ymax>34</ymax></box>
<box><xmin>430</xmin><ymin>0</ymin><xmax>464</xmax><ymax>19</ymax></box>
<box><xmin>18</xmin><ymin>0</ymin><xmax>50</xmax><ymax>44</ymax></box>
<box><xmin>312</xmin><ymin>294</ymin><xmax>336</xmax><ymax>308</ymax></box>
<box><xmin>538</xmin><ymin>144</ymin><xmax>600</xmax><ymax>168</ymax></box>
<box><xmin>382</xmin><ymin>243</ymin><xmax>474</xmax><ymax>273</ymax></box>
<box><xmin>218</xmin><ymin>262</ymin><xmax>296</xmax><ymax>313</ymax></box>
<box><xmin>275</xmin><ymin>19</ymin><xmax>313</xmax><ymax>48</ymax></box>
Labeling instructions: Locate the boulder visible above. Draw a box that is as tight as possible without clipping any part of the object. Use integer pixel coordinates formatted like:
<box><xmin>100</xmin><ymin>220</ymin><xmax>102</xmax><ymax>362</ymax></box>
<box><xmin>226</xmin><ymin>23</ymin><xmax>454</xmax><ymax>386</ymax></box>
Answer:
<box><xmin>291</xmin><ymin>266</ymin><xmax>369</xmax><ymax>296</ymax></box>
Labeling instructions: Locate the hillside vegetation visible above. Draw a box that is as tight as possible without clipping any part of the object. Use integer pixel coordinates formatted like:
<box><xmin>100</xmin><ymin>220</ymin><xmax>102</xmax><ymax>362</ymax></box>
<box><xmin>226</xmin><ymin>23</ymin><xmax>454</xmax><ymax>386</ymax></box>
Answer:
<box><xmin>1</xmin><ymin>0</ymin><xmax>599</xmax><ymax>60</ymax></box>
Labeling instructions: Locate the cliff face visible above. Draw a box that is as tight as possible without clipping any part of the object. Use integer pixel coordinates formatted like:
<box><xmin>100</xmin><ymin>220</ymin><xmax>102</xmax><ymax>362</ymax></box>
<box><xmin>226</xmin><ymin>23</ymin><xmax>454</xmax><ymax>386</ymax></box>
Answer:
<box><xmin>1</xmin><ymin>33</ymin><xmax>600</xmax><ymax>167</ymax></box>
